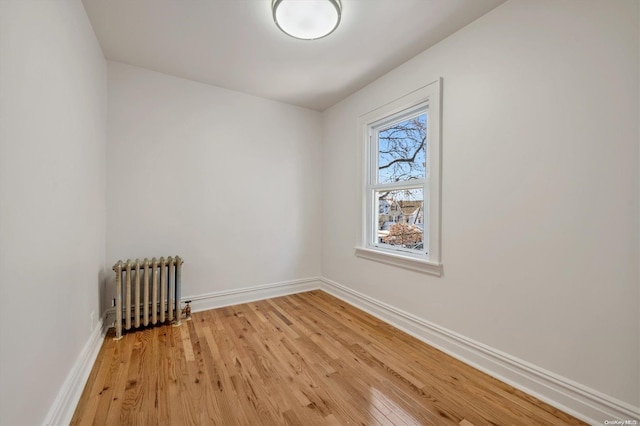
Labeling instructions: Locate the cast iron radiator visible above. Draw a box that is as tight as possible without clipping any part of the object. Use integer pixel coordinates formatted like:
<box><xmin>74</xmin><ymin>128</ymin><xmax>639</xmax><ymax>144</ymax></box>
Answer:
<box><xmin>112</xmin><ymin>256</ymin><xmax>183</xmax><ymax>339</ymax></box>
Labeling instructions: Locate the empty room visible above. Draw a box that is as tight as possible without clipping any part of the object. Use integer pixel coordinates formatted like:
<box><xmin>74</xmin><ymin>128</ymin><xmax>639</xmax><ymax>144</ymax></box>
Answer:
<box><xmin>0</xmin><ymin>0</ymin><xmax>639</xmax><ymax>425</ymax></box>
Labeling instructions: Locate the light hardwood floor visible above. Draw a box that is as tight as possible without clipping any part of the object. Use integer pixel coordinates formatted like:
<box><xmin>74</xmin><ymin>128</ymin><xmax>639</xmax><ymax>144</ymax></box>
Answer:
<box><xmin>71</xmin><ymin>290</ymin><xmax>585</xmax><ymax>425</ymax></box>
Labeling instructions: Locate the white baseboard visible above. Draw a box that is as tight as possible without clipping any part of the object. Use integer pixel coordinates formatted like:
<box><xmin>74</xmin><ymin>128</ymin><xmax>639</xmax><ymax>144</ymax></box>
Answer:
<box><xmin>319</xmin><ymin>277</ymin><xmax>640</xmax><ymax>425</ymax></box>
<box><xmin>103</xmin><ymin>276</ymin><xmax>323</xmax><ymax>328</ymax></box>
<box><xmin>184</xmin><ymin>276</ymin><xmax>322</xmax><ymax>313</ymax></box>
<box><xmin>43</xmin><ymin>318</ymin><xmax>108</xmax><ymax>426</ymax></box>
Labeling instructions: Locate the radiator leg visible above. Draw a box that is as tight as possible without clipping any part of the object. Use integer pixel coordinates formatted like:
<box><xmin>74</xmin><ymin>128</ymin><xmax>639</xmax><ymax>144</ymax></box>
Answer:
<box><xmin>134</xmin><ymin>260</ymin><xmax>141</xmax><ymax>328</ymax></box>
<box><xmin>151</xmin><ymin>258</ymin><xmax>158</xmax><ymax>325</ymax></box>
<box><xmin>160</xmin><ymin>257</ymin><xmax>166</xmax><ymax>323</ymax></box>
<box><xmin>143</xmin><ymin>258</ymin><xmax>150</xmax><ymax>326</ymax></box>
<box><xmin>168</xmin><ymin>257</ymin><xmax>174</xmax><ymax>322</ymax></box>
<box><xmin>114</xmin><ymin>261</ymin><xmax>123</xmax><ymax>340</ymax></box>
<box><xmin>125</xmin><ymin>261</ymin><xmax>132</xmax><ymax>331</ymax></box>
<box><xmin>174</xmin><ymin>256</ymin><xmax>182</xmax><ymax>325</ymax></box>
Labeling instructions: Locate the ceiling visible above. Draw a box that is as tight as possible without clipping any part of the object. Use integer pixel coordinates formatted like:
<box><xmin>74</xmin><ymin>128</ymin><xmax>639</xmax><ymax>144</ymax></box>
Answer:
<box><xmin>82</xmin><ymin>0</ymin><xmax>506</xmax><ymax>111</ymax></box>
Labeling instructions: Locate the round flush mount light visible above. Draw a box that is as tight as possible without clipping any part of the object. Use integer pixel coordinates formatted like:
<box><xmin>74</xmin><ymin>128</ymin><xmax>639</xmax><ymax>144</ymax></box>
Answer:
<box><xmin>272</xmin><ymin>0</ymin><xmax>342</xmax><ymax>40</ymax></box>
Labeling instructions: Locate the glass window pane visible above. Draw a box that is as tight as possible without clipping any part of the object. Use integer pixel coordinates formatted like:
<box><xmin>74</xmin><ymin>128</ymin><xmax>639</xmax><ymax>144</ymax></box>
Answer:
<box><xmin>374</xmin><ymin>188</ymin><xmax>424</xmax><ymax>251</ymax></box>
<box><xmin>377</xmin><ymin>113</ymin><xmax>426</xmax><ymax>184</ymax></box>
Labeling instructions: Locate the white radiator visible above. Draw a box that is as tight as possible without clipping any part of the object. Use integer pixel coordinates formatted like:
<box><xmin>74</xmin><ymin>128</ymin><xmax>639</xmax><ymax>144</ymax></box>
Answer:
<box><xmin>112</xmin><ymin>256</ymin><xmax>183</xmax><ymax>339</ymax></box>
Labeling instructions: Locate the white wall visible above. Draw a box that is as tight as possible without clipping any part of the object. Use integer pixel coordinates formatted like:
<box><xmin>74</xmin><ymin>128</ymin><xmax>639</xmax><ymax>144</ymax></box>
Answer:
<box><xmin>106</xmin><ymin>62</ymin><xmax>322</xmax><ymax>306</ymax></box>
<box><xmin>322</xmin><ymin>0</ymin><xmax>639</xmax><ymax>408</ymax></box>
<box><xmin>0</xmin><ymin>1</ymin><xmax>107</xmax><ymax>424</ymax></box>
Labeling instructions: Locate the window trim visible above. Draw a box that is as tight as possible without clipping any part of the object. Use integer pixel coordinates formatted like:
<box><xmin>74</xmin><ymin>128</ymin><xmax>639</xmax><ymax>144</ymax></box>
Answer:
<box><xmin>355</xmin><ymin>79</ymin><xmax>443</xmax><ymax>276</ymax></box>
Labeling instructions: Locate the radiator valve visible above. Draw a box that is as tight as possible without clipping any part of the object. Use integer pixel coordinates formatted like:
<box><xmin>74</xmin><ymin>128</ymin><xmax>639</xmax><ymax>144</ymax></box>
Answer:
<box><xmin>182</xmin><ymin>301</ymin><xmax>192</xmax><ymax>320</ymax></box>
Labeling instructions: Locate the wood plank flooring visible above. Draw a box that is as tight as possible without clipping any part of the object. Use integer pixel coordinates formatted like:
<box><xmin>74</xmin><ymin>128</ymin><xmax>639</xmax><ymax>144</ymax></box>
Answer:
<box><xmin>71</xmin><ymin>290</ymin><xmax>585</xmax><ymax>425</ymax></box>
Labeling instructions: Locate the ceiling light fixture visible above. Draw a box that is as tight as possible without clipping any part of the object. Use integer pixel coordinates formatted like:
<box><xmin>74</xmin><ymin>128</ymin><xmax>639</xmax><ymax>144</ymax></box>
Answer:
<box><xmin>272</xmin><ymin>0</ymin><xmax>342</xmax><ymax>40</ymax></box>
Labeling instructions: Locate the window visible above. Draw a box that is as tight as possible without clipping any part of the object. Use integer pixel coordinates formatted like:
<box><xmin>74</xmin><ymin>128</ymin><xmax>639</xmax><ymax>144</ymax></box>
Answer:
<box><xmin>355</xmin><ymin>79</ymin><xmax>442</xmax><ymax>275</ymax></box>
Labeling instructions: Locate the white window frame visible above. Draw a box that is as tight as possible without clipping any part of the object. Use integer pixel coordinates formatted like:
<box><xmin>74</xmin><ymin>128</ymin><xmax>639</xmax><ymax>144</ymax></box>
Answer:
<box><xmin>355</xmin><ymin>79</ymin><xmax>442</xmax><ymax>276</ymax></box>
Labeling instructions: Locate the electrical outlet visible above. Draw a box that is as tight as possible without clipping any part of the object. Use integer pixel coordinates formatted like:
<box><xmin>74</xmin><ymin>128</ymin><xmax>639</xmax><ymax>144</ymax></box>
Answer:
<box><xmin>90</xmin><ymin>311</ymin><xmax>95</xmax><ymax>331</ymax></box>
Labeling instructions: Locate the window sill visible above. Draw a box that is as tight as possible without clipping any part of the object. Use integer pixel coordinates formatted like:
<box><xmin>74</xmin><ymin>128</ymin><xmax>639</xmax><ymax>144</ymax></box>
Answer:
<box><xmin>354</xmin><ymin>247</ymin><xmax>442</xmax><ymax>276</ymax></box>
